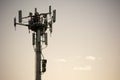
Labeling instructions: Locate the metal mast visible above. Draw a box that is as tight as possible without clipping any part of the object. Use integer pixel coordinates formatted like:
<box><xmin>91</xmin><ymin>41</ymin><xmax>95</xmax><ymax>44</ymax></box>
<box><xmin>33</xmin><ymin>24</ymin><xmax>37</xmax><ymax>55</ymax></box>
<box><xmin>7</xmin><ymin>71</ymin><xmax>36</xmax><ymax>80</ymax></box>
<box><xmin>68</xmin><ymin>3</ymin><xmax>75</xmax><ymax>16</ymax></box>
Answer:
<box><xmin>14</xmin><ymin>6</ymin><xmax>56</xmax><ymax>80</ymax></box>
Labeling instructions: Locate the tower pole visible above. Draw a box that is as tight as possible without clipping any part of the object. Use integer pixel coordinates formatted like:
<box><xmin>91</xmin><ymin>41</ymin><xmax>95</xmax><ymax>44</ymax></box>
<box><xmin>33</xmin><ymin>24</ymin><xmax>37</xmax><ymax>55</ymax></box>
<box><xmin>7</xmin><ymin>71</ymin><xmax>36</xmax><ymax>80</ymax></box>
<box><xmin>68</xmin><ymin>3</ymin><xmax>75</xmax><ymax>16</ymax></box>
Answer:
<box><xmin>36</xmin><ymin>29</ymin><xmax>41</xmax><ymax>80</ymax></box>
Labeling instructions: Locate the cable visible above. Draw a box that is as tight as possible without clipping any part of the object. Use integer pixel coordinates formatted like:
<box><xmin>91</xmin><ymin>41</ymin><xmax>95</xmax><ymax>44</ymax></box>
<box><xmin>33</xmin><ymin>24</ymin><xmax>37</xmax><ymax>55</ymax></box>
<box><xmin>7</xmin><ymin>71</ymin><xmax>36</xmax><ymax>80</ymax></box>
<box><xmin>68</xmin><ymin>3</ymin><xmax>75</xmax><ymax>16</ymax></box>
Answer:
<box><xmin>33</xmin><ymin>45</ymin><xmax>45</xmax><ymax>59</ymax></box>
<box><xmin>41</xmin><ymin>52</ymin><xmax>44</xmax><ymax>59</ymax></box>
<box><xmin>33</xmin><ymin>45</ymin><xmax>36</xmax><ymax>53</ymax></box>
<box><xmin>42</xmin><ymin>45</ymin><xmax>47</xmax><ymax>50</ymax></box>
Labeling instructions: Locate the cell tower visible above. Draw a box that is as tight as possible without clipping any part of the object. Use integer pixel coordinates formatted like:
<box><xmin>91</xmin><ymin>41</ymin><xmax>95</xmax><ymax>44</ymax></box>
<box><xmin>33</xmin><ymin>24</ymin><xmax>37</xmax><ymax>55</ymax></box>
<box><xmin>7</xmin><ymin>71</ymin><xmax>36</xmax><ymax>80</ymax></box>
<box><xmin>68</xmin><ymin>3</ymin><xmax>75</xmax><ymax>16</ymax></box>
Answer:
<box><xmin>14</xmin><ymin>6</ymin><xmax>56</xmax><ymax>80</ymax></box>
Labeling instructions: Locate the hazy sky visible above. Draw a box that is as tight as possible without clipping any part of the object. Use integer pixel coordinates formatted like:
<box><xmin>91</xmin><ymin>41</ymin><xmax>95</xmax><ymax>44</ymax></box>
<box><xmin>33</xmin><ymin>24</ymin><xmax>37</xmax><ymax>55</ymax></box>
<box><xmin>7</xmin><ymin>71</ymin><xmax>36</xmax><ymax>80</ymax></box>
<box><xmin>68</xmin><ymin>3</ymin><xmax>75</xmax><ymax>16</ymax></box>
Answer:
<box><xmin>0</xmin><ymin>0</ymin><xmax>120</xmax><ymax>80</ymax></box>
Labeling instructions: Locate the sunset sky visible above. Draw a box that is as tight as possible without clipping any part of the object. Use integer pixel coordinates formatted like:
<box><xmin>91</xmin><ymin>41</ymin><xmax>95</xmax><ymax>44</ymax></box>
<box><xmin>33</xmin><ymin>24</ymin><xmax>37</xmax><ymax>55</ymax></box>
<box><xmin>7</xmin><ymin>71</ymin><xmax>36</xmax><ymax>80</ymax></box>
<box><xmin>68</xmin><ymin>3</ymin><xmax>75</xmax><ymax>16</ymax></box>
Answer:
<box><xmin>0</xmin><ymin>0</ymin><xmax>120</xmax><ymax>80</ymax></box>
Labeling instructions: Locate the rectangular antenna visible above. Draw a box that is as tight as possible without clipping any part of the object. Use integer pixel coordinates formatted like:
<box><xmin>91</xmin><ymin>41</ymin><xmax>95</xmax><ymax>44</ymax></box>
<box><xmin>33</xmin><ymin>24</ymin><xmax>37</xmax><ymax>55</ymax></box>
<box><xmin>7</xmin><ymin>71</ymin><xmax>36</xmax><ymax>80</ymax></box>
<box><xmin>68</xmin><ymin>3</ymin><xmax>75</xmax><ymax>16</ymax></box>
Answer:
<box><xmin>18</xmin><ymin>10</ymin><xmax>22</xmax><ymax>23</ymax></box>
<box><xmin>53</xmin><ymin>10</ymin><xmax>56</xmax><ymax>23</ymax></box>
<box><xmin>14</xmin><ymin>17</ymin><xmax>16</xmax><ymax>27</ymax></box>
<box><xmin>49</xmin><ymin>5</ymin><xmax>51</xmax><ymax>14</ymax></box>
<box><xmin>35</xmin><ymin>8</ymin><xmax>37</xmax><ymax>13</ymax></box>
<box><xmin>44</xmin><ymin>33</ymin><xmax>48</xmax><ymax>45</ymax></box>
<box><xmin>32</xmin><ymin>33</ymin><xmax>35</xmax><ymax>45</ymax></box>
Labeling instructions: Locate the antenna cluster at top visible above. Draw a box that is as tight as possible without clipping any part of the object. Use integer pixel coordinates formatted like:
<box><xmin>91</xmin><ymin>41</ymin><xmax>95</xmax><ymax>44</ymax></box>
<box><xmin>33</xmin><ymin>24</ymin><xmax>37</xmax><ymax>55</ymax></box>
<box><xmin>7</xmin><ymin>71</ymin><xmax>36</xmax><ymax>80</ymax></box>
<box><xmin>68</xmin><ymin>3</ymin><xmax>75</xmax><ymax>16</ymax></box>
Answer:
<box><xmin>14</xmin><ymin>5</ymin><xmax>56</xmax><ymax>47</ymax></box>
<box><xmin>14</xmin><ymin>5</ymin><xmax>56</xmax><ymax>35</ymax></box>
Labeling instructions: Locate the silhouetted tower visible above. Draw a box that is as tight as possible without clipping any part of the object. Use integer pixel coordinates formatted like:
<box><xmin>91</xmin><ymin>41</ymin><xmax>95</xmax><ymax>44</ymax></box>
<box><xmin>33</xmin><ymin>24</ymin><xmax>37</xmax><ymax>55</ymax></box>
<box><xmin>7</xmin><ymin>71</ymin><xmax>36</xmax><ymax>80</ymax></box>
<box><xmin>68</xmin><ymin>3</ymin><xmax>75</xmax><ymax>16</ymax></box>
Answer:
<box><xmin>14</xmin><ymin>6</ymin><xmax>56</xmax><ymax>80</ymax></box>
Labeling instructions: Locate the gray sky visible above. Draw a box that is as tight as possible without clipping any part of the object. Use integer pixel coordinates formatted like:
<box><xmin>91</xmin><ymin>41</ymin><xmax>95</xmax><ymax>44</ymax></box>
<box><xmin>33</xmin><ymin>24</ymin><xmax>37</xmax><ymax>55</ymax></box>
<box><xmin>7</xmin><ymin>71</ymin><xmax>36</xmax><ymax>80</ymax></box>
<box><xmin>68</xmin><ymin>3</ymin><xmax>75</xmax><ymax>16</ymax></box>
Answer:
<box><xmin>0</xmin><ymin>0</ymin><xmax>120</xmax><ymax>80</ymax></box>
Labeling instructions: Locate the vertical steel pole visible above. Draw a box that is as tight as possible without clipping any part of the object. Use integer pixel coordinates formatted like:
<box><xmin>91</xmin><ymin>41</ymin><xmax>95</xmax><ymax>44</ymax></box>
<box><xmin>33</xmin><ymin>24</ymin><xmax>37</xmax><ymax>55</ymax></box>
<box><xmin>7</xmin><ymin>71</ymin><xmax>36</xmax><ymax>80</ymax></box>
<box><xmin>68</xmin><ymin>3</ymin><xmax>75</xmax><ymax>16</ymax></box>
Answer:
<box><xmin>36</xmin><ymin>29</ymin><xmax>41</xmax><ymax>80</ymax></box>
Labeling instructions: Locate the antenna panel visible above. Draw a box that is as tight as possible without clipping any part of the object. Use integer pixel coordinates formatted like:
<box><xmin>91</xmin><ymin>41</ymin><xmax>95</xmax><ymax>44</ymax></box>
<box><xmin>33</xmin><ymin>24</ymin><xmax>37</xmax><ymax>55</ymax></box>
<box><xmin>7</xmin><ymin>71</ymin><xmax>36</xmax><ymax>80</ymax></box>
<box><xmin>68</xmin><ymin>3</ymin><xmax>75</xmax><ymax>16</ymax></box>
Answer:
<box><xmin>44</xmin><ymin>33</ymin><xmax>48</xmax><ymax>45</ymax></box>
<box><xmin>32</xmin><ymin>33</ymin><xmax>35</xmax><ymax>45</ymax></box>
<box><xmin>14</xmin><ymin>17</ymin><xmax>16</xmax><ymax>27</ymax></box>
<box><xmin>35</xmin><ymin>8</ymin><xmax>37</xmax><ymax>13</ymax></box>
<box><xmin>49</xmin><ymin>6</ymin><xmax>51</xmax><ymax>15</ymax></box>
<box><xmin>29</xmin><ymin>12</ymin><xmax>33</xmax><ymax>17</ymax></box>
<box><xmin>53</xmin><ymin>10</ymin><xmax>56</xmax><ymax>23</ymax></box>
<box><xmin>18</xmin><ymin>10</ymin><xmax>22</xmax><ymax>23</ymax></box>
<box><xmin>49</xmin><ymin>21</ymin><xmax>52</xmax><ymax>33</ymax></box>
